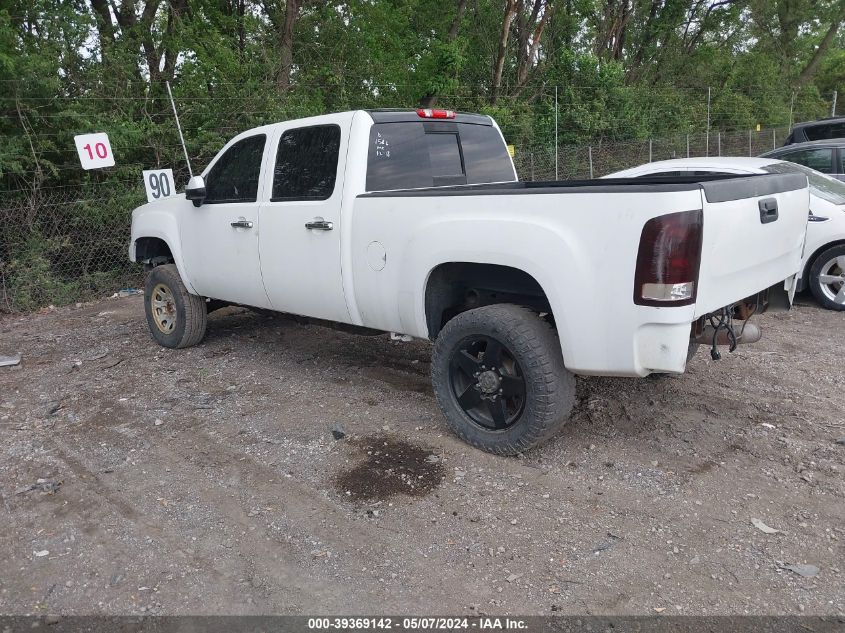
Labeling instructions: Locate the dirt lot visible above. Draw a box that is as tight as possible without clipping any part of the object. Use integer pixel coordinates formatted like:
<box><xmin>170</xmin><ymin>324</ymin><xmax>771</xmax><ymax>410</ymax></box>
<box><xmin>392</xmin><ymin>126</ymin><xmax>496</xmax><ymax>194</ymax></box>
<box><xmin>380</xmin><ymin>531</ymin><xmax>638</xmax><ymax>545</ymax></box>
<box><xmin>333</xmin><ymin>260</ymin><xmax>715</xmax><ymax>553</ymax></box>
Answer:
<box><xmin>1</xmin><ymin>295</ymin><xmax>843</xmax><ymax>616</ymax></box>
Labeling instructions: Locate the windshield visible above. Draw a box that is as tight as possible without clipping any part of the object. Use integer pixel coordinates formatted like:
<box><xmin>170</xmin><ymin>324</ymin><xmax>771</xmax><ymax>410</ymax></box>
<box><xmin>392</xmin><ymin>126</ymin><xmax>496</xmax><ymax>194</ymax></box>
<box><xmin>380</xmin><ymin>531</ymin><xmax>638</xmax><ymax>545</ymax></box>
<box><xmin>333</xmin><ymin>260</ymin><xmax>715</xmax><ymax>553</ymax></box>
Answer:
<box><xmin>761</xmin><ymin>161</ymin><xmax>845</xmax><ymax>205</ymax></box>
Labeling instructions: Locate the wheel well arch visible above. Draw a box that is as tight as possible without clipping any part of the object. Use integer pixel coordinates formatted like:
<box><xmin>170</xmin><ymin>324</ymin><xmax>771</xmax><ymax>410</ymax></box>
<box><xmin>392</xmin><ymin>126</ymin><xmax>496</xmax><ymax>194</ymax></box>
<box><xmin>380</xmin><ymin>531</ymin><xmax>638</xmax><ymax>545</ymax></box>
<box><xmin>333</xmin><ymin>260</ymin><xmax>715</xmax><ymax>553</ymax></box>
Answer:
<box><xmin>134</xmin><ymin>236</ymin><xmax>174</xmax><ymax>265</ymax></box>
<box><xmin>424</xmin><ymin>262</ymin><xmax>553</xmax><ymax>338</ymax></box>
<box><xmin>802</xmin><ymin>238</ymin><xmax>845</xmax><ymax>289</ymax></box>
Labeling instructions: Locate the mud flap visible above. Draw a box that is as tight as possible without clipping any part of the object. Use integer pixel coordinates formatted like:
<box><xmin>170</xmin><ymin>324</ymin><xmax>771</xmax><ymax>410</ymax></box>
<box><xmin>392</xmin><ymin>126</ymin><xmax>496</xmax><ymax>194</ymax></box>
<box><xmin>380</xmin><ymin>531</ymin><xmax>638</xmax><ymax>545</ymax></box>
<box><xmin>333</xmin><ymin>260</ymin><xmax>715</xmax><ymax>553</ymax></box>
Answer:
<box><xmin>767</xmin><ymin>277</ymin><xmax>796</xmax><ymax>313</ymax></box>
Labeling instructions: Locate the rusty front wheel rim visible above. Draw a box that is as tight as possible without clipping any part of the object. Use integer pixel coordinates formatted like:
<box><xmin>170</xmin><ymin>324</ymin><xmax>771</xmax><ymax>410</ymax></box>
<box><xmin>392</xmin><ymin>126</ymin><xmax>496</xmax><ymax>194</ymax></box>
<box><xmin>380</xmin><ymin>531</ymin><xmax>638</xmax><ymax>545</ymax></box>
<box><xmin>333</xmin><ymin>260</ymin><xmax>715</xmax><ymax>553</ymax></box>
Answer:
<box><xmin>151</xmin><ymin>283</ymin><xmax>177</xmax><ymax>334</ymax></box>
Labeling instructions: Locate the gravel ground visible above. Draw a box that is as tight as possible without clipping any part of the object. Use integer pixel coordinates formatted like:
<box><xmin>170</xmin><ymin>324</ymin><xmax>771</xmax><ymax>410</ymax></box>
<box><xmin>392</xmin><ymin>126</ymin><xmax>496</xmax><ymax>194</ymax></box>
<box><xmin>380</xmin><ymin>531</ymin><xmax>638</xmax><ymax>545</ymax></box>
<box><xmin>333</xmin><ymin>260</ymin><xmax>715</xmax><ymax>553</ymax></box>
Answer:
<box><xmin>0</xmin><ymin>295</ymin><xmax>843</xmax><ymax>616</ymax></box>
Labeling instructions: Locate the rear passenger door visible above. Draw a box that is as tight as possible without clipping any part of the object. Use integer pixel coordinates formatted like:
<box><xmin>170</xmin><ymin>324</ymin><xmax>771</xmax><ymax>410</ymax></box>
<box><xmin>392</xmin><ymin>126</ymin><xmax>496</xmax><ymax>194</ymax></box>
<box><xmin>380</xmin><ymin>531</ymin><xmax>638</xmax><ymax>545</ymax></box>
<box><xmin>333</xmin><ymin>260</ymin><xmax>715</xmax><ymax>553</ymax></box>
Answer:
<box><xmin>258</xmin><ymin>118</ymin><xmax>352</xmax><ymax>322</ymax></box>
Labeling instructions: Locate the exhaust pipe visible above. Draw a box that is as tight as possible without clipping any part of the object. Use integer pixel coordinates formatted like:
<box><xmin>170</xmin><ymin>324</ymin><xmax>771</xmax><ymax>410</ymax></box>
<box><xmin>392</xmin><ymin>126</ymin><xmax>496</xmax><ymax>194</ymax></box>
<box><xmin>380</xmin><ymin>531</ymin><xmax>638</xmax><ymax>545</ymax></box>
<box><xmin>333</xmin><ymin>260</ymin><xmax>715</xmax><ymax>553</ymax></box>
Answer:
<box><xmin>692</xmin><ymin>322</ymin><xmax>761</xmax><ymax>347</ymax></box>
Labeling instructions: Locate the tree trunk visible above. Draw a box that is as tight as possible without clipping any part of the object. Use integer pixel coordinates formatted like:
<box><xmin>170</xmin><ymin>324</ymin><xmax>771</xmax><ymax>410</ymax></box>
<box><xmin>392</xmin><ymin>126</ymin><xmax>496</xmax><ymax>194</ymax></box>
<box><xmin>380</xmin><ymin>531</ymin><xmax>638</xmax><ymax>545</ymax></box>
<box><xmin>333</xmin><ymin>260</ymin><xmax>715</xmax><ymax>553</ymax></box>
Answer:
<box><xmin>278</xmin><ymin>0</ymin><xmax>300</xmax><ymax>92</ymax></box>
<box><xmin>797</xmin><ymin>1</ymin><xmax>845</xmax><ymax>86</ymax></box>
<box><xmin>89</xmin><ymin>0</ymin><xmax>116</xmax><ymax>63</ymax></box>
<box><xmin>491</xmin><ymin>0</ymin><xmax>517</xmax><ymax>105</ymax></box>
<box><xmin>419</xmin><ymin>0</ymin><xmax>469</xmax><ymax>108</ymax></box>
<box><xmin>516</xmin><ymin>0</ymin><xmax>552</xmax><ymax>88</ymax></box>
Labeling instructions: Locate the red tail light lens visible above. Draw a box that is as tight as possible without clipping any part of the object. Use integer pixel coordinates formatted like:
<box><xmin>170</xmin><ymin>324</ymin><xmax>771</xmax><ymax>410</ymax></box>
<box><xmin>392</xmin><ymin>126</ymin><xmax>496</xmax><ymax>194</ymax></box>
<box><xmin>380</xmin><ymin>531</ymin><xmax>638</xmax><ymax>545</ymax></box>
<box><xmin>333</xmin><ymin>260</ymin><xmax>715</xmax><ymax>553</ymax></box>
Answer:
<box><xmin>633</xmin><ymin>210</ymin><xmax>703</xmax><ymax>307</ymax></box>
<box><xmin>416</xmin><ymin>108</ymin><xmax>456</xmax><ymax>119</ymax></box>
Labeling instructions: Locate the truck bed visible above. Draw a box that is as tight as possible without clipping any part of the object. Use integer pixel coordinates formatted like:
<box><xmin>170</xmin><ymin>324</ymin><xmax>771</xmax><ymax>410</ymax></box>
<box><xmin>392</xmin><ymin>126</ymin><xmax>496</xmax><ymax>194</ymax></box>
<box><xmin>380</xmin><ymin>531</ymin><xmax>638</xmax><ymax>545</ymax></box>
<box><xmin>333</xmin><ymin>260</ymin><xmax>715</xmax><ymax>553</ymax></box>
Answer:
<box><xmin>352</xmin><ymin>171</ymin><xmax>808</xmax><ymax>375</ymax></box>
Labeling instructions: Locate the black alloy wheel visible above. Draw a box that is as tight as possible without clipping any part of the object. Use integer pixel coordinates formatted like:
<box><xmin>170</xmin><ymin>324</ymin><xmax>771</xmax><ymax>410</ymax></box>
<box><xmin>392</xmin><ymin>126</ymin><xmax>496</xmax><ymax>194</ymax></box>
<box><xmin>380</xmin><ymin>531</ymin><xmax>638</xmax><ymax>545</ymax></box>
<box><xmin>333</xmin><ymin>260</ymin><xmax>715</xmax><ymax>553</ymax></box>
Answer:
<box><xmin>448</xmin><ymin>335</ymin><xmax>526</xmax><ymax>430</ymax></box>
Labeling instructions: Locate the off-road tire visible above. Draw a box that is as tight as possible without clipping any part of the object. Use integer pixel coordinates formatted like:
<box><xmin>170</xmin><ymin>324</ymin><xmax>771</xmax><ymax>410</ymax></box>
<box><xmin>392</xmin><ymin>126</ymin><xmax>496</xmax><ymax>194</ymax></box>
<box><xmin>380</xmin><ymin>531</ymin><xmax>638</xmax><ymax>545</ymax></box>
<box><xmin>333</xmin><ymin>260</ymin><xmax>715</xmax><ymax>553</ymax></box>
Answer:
<box><xmin>808</xmin><ymin>244</ymin><xmax>845</xmax><ymax>311</ymax></box>
<box><xmin>144</xmin><ymin>264</ymin><xmax>207</xmax><ymax>349</ymax></box>
<box><xmin>431</xmin><ymin>304</ymin><xmax>576</xmax><ymax>455</ymax></box>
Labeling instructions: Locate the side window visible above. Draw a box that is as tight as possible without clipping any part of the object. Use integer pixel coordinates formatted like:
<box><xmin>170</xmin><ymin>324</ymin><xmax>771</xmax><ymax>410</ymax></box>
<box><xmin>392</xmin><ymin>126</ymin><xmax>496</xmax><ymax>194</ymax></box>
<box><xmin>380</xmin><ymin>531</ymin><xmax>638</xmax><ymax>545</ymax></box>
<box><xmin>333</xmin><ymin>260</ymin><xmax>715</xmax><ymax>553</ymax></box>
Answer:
<box><xmin>779</xmin><ymin>148</ymin><xmax>833</xmax><ymax>173</ymax></box>
<box><xmin>204</xmin><ymin>135</ymin><xmax>266</xmax><ymax>203</ymax></box>
<box><xmin>272</xmin><ymin>125</ymin><xmax>341</xmax><ymax>201</ymax></box>
<box><xmin>804</xmin><ymin>122</ymin><xmax>845</xmax><ymax>141</ymax></box>
<box><xmin>840</xmin><ymin>150</ymin><xmax>845</xmax><ymax>174</ymax></box>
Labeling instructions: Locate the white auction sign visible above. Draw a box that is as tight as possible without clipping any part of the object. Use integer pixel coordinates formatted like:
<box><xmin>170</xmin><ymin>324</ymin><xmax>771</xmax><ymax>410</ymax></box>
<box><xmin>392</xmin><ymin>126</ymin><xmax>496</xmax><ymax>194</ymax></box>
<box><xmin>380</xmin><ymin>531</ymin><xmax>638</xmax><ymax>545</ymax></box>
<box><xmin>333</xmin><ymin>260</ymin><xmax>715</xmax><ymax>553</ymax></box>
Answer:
<box><xmin>142</xmin><ymin>169</ymin><xmax>176</xmax><ymax>202</ymax></box>
<box><xmin>73</xmin><ymin>132</ymin><xmax>115</xmax><ymax>169</ymax></box>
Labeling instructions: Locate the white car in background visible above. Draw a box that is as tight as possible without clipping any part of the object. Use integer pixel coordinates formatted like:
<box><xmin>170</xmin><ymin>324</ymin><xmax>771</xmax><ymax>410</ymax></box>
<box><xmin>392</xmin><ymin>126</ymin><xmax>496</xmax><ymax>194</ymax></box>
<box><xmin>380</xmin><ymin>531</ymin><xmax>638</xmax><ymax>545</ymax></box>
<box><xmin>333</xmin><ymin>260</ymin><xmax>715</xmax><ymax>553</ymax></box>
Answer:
<box><xmin>606</xmin><ymin>158</ymin><xmax>845</xmax><ymax>311</ymax></box>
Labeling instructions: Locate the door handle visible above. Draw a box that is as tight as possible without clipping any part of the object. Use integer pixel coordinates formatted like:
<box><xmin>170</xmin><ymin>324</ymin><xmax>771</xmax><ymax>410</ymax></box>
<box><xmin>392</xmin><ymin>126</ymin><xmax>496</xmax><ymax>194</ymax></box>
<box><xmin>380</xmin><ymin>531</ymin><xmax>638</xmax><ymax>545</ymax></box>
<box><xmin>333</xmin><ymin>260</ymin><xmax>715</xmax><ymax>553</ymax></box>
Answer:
<box><xmin>230</xmin><ymin>220</ymin><xmax>254</xmax><ymax>229</ymax></box>
<box><xmin>758</xmin><ymin>198</ymin><xmax>778</xmax><ymax>224</ymax></box>
<box><xmin>305</xmin><ymin>219</ymin><xmax>333</xmax><ymax>231</ymax></box>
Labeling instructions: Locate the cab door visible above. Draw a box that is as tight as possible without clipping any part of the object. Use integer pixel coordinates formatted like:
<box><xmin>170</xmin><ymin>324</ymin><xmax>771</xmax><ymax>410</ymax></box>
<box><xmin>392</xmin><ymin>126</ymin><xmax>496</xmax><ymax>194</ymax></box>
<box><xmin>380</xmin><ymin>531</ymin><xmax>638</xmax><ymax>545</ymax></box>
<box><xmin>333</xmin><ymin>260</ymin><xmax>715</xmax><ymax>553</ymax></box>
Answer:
<box><xmin>258</xmin><ymin>118</ymin><xmax>351</xmax><ymax>323</ymax></box>
<box><xmin>179</xmin><ymin>133</ymin><xmax>272</xmax><ymax>308</ymax></box>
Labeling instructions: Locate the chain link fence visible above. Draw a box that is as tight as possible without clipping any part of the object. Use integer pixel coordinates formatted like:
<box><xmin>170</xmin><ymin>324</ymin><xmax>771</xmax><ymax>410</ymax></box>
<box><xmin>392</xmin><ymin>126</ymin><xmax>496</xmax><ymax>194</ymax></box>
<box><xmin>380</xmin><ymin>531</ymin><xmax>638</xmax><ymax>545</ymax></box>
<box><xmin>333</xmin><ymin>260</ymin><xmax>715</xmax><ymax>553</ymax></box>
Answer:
<box><xmin>510</xmin><ymin>127</ymin><xmax>789</xmax><ymax>180</ymax></box>
<box><xmin>0</xmin><ymin>124</ymin><xmax>792</xmax><ymax>313</ymax></box>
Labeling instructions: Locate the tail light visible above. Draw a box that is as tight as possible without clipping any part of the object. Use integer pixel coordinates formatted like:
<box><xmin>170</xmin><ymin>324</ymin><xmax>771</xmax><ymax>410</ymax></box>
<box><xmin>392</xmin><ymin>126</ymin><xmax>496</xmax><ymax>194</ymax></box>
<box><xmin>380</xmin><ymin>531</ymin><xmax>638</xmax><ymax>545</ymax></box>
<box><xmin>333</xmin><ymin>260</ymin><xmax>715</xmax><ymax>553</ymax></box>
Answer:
<box><xmin>633</xmin><ymin>210</ymin><xmax>703</xmax><ymax>307</ymax></box>
<box><xmin>416</xmin><ymin>108</ymin><xmax>456</xmax><ymax>119</ymax></box>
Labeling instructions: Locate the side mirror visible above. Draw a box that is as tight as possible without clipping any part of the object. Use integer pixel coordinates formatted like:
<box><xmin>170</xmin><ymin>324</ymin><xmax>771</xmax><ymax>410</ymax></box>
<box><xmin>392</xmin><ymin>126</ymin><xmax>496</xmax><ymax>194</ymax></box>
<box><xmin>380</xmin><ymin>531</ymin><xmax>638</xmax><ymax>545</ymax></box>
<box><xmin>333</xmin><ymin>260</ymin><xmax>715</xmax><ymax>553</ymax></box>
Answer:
<box><xmin>185</xmin><ymin>175</ymin><xmax>206</xmax><ymax>207</ymax></box>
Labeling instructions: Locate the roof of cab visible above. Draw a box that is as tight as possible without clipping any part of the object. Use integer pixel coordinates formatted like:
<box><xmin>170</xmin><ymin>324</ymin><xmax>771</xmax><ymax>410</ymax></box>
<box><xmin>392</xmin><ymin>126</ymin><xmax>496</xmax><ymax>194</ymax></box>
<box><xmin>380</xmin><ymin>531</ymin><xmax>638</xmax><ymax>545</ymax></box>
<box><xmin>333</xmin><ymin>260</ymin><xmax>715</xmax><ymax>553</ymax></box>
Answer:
<box><xmin>366</xmin><ymin>109</ymin><xmax>493</xmax><ymax>125</ymax></box>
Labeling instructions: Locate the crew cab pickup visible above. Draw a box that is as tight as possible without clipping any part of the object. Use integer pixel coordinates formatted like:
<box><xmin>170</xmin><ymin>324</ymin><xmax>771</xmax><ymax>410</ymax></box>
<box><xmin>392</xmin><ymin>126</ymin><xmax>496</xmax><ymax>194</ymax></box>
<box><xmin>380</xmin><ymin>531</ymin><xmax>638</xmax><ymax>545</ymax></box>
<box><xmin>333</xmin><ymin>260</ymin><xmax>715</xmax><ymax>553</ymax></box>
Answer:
<box><xmin>130</xmin><ymin>109</ymin><xmax>809</xmax><ymax>454</ymax></box>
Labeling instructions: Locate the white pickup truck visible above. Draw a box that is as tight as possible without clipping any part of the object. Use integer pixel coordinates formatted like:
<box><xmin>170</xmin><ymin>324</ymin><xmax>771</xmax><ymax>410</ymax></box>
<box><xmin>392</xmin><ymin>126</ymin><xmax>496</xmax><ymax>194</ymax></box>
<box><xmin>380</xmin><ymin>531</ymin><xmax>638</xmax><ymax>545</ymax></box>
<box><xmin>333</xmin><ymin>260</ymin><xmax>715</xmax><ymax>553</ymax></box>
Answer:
<box><xmin>130</xmin><ymin>109</ymin><xmax>809</xmax><ymax>454</ymax></box>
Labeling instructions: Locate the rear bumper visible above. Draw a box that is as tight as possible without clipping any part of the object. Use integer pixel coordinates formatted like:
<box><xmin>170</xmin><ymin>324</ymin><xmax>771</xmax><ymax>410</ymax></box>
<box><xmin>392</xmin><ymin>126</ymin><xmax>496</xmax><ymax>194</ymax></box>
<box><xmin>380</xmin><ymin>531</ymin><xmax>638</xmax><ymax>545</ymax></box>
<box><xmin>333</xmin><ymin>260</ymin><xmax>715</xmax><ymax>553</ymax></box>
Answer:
<box><xmin>570</xmin><ymin>278</ymin><xmax>794</xmax><ymax>378</ymax></box>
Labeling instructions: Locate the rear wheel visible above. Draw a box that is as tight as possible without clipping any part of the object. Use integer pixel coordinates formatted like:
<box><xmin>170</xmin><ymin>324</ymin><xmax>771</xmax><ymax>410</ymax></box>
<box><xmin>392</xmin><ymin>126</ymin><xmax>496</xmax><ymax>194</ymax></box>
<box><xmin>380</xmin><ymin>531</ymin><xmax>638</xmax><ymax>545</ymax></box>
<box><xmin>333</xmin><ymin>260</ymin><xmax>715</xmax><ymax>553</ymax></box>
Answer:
<box><xmin>431</xmin><ymin>304</ymin><xmax>575</xmax><ymax>455</ymax></box>
<box><xmin>808</xmin><ymin>244</ymin><xmax>845</xmax><ymax>311</ymax></box>
<box><xmin>144</xmin><ymin>264</ymin><xmax>207</xmax><ymax>348</ymax></box>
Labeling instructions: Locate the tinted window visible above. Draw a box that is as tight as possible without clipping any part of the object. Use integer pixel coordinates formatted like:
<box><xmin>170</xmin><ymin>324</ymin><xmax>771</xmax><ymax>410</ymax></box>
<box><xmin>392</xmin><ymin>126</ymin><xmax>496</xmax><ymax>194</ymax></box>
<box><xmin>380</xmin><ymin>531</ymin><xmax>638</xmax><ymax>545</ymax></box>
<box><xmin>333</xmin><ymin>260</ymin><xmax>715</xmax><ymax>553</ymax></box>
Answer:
<box><xmin>426</xmin><ymin>133</ymin><xmax>463</xmax><ymax>177</ymax></box>
<box><xmin>778</xmin><ymin>148</ymin><xmax>833</xmax><ymax>173</ymax></box>
<box><xmin>366</xmin><ymin>122</ymin><xmax>515</xmax><ymax>191</ymax></box>
<box><xmin>272</xmin><ymin>125</ymin><xmax>341</xmax><ymax>201</ymax></box>
<box><xmin>368</xmin><ymin>123</ymin><xmax>431</xmax><ymax>191</ymax></box>
<box><xmin>458</xmin><ymin>123</ymin><xmax>517</xmax><ymax>183</ymax></box>
<box><xmin>762</xmin><ymin>161</ymin><xmax>845</xmax><ymax>205</ymax></box>
<box><xmin>205</xmin><ymin>135</ymin><xmax>266</xmax><ymax>203</ymax></box>
<box><xmin>804</xmin><ymin>122</ymin><xmax>845</xmax><ymax>141</ymax></box>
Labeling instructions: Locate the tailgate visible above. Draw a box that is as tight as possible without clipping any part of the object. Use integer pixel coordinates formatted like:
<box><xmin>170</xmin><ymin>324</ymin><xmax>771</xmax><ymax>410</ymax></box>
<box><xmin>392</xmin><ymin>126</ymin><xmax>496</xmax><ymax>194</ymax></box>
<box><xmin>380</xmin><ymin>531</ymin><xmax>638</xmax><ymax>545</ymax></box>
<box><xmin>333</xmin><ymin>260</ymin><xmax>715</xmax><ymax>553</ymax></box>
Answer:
<box><xmin>694</xmin><ymin>173</ymin><xmax>808</xmax><ymax>317</ymax></box>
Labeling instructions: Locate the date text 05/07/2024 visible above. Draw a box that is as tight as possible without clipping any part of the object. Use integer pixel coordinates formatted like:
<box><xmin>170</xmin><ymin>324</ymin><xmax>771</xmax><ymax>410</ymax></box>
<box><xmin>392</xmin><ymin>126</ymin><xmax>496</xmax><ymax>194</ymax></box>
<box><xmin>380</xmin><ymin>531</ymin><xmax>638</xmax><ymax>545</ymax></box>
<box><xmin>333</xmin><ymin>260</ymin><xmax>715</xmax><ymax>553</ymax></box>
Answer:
<box><xmin>307</xmin><ymin>617</ymin><xmax>528</xmax><ymax>630</ymax></box>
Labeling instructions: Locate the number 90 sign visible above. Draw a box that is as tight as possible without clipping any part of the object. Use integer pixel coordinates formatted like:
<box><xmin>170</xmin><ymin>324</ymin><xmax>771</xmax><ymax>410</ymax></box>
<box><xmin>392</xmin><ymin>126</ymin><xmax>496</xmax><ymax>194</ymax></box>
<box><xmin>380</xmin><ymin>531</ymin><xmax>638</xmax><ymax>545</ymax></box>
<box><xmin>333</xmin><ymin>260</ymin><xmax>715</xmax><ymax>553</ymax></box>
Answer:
<box><xmin>142</xmin><ymin>169</ymin><xmax>176</xmax><ymax>202</ymax></box>
<box><xmin>74</xmin><ymin>132</ymin><xmax>115</xmax><ymax>169</ymax></box>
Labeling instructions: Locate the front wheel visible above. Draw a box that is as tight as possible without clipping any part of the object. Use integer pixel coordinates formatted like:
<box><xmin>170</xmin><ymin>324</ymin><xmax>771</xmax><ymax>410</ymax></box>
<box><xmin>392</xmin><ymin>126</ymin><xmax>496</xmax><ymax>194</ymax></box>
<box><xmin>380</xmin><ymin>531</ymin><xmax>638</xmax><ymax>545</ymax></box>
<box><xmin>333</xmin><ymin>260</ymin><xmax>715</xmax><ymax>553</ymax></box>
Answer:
<box><xmin>431</xmin><ymin>304</ymin><xmax>576</xmax><ymax>455</ymax></box>
<box><xmin>144</xmin><ymin>264</ymin><xmax>208</xmax><ymax>348</ymax></box>
<box><xmin>808</xmin><ymin>244</ymin><xmax>845</xmax><ymax>311</ymax></box>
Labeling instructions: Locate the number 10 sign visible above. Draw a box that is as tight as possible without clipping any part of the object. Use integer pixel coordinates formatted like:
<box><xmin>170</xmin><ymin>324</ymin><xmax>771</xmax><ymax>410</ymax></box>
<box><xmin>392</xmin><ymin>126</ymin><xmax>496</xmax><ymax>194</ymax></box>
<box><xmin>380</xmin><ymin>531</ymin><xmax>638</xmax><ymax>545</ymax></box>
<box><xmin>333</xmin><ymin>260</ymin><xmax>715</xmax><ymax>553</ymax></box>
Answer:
<box><xmin>74</xmin><ymin>132</ymin><xmax>115</xmax><ymax>169</ymax></box>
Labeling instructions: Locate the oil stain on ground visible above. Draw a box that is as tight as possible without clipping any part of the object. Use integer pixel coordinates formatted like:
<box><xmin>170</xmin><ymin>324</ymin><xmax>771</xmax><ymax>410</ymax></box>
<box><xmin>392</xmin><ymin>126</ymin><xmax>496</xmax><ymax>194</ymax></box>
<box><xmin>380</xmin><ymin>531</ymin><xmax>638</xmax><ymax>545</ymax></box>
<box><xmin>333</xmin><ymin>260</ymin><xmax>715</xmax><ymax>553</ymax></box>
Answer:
<box><xmin>334</xmin><ymin>436</ymin><xmax>444</xmax><ymax>502</ymax></box>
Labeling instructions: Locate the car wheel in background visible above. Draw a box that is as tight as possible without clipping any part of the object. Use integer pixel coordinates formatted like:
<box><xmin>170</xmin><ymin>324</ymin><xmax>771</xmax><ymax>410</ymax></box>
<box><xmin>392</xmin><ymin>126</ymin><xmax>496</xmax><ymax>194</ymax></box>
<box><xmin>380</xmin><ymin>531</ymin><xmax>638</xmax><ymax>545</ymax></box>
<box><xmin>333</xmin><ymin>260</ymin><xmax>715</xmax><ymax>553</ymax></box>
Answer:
<box><xmin>808</xmin><ymin>244</ymin><xmax>845</xmax><ymax>311</ymax></box>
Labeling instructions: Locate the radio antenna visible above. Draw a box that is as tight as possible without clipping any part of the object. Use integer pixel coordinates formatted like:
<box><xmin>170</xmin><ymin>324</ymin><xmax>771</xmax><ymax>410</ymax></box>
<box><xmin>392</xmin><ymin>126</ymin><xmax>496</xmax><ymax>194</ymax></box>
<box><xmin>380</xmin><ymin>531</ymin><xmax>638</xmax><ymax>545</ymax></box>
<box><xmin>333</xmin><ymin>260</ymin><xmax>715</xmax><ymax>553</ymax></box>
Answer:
<box><xmin>166</xmin><ymin>81</ymin><xmax>193</xmax><ymax>178</ymax></box>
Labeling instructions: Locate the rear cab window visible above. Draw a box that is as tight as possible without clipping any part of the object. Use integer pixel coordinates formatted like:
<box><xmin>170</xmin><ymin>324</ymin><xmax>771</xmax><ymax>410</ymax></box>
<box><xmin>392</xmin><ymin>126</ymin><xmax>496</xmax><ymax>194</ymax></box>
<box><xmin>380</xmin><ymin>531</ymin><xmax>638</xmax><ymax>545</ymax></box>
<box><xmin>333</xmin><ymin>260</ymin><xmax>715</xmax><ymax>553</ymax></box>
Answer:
<box><xmin>366</xmin><ymin>119</ymin><xmax>516</xmax><ymax>191</ymax></box>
